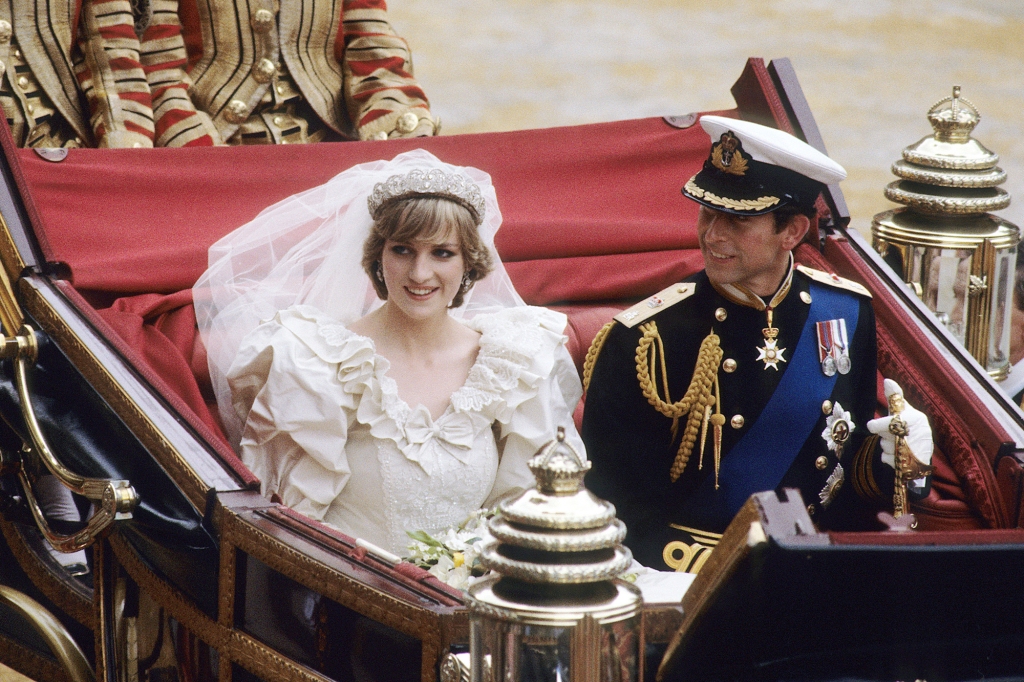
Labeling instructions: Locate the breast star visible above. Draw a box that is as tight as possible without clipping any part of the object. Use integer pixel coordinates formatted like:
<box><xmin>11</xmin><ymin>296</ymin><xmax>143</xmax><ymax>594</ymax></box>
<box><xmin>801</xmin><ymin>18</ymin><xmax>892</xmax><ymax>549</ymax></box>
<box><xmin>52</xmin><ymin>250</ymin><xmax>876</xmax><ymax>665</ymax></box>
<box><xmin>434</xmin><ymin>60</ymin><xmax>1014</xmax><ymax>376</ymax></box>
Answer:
<box><xmin>756</xmin><ymin>338</ymin><xmax>787</xmax><ymax>370</ymax></box>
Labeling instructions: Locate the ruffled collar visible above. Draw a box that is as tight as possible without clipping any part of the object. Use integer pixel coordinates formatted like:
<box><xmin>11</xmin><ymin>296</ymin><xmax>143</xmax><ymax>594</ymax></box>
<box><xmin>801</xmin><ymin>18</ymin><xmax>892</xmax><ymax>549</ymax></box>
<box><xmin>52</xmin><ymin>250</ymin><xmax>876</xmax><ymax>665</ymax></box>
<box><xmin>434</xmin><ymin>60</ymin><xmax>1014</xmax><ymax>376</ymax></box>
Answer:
<box><xmin>309</xmin><ymin>309</ymin><xmax>551</xmax><ymax>475</ymax></box>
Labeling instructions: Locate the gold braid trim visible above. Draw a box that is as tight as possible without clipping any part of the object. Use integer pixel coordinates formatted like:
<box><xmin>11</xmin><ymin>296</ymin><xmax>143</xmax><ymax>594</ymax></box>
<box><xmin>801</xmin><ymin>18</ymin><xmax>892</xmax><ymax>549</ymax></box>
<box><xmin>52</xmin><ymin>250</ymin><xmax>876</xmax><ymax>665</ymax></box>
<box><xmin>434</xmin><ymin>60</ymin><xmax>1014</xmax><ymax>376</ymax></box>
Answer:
<box><xmin>635</xmin><ymin>321</ymin><xmax>723</xmax><ymax>481</ymax></box>
<box><xmin>582</xmin><ymin>321</ymin><xmax>616</xmax><ymax>392</ymax></box>
<box><xmin>851</xmin><ymin>434</ymin><xmax>883</xmax><ymax>501</ymax></box>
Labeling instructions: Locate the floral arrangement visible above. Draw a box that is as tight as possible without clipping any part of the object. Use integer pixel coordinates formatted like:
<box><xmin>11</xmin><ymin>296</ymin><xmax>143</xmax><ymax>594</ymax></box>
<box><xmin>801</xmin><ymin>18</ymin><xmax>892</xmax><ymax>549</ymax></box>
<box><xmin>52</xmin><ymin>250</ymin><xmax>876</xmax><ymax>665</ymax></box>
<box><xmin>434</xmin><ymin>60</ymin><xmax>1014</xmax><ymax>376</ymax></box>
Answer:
<box><xmin>404</xmin><ymin>508</ymin><xmax>493</xmax><ymax>590</ymax></box>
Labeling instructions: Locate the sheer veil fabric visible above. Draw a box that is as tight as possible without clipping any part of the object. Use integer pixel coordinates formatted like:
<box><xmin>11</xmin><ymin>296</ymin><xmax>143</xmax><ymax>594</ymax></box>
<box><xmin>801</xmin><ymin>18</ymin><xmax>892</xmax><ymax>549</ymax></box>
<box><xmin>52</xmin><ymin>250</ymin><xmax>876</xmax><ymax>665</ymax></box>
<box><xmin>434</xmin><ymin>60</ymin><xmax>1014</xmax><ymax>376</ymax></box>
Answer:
<box><xmin>194</xmin><ymin>149</ymin><xmax>540</xmax><ymax>447</ymax></box>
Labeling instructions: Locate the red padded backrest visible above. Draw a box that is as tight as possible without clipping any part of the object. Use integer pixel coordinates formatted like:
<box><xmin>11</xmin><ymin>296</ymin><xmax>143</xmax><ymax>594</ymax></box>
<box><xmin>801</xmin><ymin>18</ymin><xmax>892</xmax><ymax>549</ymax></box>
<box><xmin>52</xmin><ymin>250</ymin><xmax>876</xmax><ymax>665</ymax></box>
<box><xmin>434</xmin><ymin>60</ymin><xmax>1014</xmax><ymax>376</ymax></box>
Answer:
<box><xmin>17</xmin><ymin>114</ymin><xmax>734</xmax><ymax>305</ymax></box>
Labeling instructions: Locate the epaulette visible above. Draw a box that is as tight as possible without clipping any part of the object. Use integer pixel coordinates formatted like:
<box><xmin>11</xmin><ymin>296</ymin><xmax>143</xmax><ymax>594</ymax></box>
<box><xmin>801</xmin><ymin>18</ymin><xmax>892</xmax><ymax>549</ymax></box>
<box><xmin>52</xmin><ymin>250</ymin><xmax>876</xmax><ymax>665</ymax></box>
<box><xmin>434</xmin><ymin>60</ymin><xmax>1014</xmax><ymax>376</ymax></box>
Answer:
<box><xmin>796</xmin><ymin>265</ymin><xmax>872</xmax><ymax>299</ymax></box>
<box><xmin>614</xmin><ymin>283</ymin><xmax>696</xmax><ymax>328</ymax></box>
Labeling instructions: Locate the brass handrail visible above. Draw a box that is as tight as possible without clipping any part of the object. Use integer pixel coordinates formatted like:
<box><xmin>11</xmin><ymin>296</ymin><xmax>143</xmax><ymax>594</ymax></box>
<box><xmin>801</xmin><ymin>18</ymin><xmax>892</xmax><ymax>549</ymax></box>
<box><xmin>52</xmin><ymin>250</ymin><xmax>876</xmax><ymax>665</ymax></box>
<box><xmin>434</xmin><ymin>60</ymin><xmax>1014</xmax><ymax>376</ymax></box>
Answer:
<box><xmin>3</xmin><ymin>323</ymin><xmax>139</xmax><ymax>552</ymax></box>
<box><xmin>0</xmin><ymin>584</ymin><xmax>95</xmax><ymax>682</ymax></box>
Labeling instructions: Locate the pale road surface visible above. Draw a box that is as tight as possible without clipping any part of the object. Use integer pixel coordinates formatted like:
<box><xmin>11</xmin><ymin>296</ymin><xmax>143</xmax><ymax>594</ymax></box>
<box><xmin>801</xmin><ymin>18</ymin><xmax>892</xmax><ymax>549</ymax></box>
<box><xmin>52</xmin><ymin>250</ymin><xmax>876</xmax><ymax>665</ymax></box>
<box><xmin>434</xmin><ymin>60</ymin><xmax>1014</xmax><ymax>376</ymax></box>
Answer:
<box><xmin>388</xmin><ymin>0</ymin><xmax>1024</xmax><ymax>237</ymax></box>
<box><xmin>0</xmin><ymin>2</ymin><xmax>1021</xmax><ymax>680</ymax></box>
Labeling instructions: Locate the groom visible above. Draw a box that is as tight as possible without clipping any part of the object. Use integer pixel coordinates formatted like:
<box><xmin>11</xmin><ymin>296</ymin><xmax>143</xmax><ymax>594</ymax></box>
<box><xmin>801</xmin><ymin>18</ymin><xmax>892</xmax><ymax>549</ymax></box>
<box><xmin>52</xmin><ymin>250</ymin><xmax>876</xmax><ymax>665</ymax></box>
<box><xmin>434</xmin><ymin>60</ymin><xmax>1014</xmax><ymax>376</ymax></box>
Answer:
<box><xmin>581</xmin><ymin>116</ymin><xmax>934</xmax><ymax>572</ymax></box>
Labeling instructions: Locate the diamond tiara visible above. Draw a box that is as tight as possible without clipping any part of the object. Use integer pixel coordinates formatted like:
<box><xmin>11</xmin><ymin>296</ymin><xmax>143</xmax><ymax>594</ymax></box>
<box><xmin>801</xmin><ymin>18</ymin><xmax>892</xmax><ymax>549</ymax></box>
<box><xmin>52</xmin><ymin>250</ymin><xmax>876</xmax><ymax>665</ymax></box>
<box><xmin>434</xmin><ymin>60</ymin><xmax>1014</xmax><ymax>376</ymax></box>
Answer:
<box><xmin>367</xmin><ymin>168</ymin><xmax>486</xmax><ymax>225</ymax></box>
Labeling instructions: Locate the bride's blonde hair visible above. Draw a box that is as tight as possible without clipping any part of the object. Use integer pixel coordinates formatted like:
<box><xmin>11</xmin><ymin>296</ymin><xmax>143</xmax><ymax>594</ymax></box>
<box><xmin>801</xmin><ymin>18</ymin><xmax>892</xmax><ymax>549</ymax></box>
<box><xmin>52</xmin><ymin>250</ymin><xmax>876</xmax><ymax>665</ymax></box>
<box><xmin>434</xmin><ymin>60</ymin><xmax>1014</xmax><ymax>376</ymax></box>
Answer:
<box><xmin>362</xmin><ymin>196</ymin><xmax>495</xmax><ymax>308</ymax></box>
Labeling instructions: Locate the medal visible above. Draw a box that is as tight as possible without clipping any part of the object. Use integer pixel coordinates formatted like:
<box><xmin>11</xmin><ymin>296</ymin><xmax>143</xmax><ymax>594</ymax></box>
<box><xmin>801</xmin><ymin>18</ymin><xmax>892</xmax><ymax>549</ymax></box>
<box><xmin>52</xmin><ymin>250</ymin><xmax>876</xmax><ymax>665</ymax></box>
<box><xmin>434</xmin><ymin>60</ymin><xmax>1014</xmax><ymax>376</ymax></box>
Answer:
<box><xmin>756</xmin><ymin>307</ymin><xmax>787</xmax><ymax>370</ymax></box>
<box><xmin>716</xmin><ymin>258</ymin><xmax>792</xmax><ymax>371</ymax></box>
<box><xmin>821</xmin><ymin>355</ymin><xmax>836</xmax><ymax>376</ymax></box>
<box><xmin>837</xmin><ymin>354</ymin><xmax>852</xmax><ymax>375</ymax></box>
<box><xmin>818</xmin><ymin>462</ymin><xmax>844</xmax><ymax>508</ymax></box>
<box><xmin>834</xmin><ymin>318</ymin><xmax>851</xmax><ymax>375</ymax></box>
<box><xmin>816</xmin><ymin>318</ymin><xmax>851</xmax><ymax>377</ymax></box>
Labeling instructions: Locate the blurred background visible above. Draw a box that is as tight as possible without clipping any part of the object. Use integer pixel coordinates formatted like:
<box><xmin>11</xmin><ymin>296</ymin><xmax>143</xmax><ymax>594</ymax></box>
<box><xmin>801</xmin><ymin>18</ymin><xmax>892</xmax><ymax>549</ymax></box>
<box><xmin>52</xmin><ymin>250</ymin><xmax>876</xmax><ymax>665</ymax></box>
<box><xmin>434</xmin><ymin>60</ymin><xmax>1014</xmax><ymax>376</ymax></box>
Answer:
<box><xmin>388</xmin><ymin>0</ymin><xmax>1024</xmax><ymax>237</ymax></box>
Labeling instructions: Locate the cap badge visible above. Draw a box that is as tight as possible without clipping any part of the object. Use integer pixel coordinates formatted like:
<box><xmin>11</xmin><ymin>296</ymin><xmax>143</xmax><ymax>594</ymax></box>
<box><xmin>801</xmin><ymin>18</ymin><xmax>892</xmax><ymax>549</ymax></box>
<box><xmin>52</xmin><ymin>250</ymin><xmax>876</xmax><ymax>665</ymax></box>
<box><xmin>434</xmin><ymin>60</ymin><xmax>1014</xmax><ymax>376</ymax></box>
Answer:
<box><xmin>711</xmin><ymin>131</ymin><xmax>749</xmax><ymax>176</ymax></box>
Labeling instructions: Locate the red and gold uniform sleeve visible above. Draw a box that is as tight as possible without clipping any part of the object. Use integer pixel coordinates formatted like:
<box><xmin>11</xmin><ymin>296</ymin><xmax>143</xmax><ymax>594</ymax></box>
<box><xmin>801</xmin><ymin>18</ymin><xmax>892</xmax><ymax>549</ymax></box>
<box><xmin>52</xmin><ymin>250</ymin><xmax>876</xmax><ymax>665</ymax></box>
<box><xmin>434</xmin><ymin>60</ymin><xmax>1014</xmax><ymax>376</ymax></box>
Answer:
<box><xmin>339</xmin><ymin>0</ymin><xmax>436</xmax><ymax>141</ymax></box>
<box><xmin>138</xmin><ymin>0</ymin><xmax>220</xmax><ymax>146</ymax></box>
<box><xmin>75</xmin><ymin>0</ymin><xmax>155</xmax><ymax>147</ymax></box>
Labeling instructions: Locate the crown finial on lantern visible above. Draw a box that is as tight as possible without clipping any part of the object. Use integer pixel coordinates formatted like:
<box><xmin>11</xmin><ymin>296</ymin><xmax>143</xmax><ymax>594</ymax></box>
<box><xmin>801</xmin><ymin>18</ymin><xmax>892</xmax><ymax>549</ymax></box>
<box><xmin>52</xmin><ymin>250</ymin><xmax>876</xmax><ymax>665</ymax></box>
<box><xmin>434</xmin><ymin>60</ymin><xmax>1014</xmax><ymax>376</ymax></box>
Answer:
<box><xmin>927</xmin><ymin>85</ymin><xmax>980</xmax><ymax>143</ymax></box>
<box><xmin>527</xmin><ymin>426</ymin><xmax>591</xmax><ymax>495</ymax></box>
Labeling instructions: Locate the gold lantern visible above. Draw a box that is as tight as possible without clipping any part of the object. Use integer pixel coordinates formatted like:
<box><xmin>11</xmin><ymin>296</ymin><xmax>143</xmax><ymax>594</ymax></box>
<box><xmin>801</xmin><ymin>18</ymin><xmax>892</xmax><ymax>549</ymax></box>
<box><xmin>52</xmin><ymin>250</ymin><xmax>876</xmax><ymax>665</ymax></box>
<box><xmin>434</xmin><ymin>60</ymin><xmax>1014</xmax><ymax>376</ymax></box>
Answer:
<box><xmin>461</xmin><ymin>427</ymin><xmax>641</xmax><ymax>682</ymax></box>
<box><xmin>872</xmin><ymin>86</ymin><xmax>1020</xmax><ymax>379</ymax></box>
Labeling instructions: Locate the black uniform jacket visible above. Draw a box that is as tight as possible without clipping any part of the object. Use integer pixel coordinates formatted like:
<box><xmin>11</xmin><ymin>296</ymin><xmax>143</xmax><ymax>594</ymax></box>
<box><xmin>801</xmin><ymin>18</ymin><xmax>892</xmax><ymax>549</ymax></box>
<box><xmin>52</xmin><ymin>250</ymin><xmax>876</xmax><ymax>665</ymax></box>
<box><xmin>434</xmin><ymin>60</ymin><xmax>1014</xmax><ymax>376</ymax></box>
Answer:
<box><xmin>582</xmin><ymin>267</ymin><xmax>886</xmax><ymax>571</ymax></box>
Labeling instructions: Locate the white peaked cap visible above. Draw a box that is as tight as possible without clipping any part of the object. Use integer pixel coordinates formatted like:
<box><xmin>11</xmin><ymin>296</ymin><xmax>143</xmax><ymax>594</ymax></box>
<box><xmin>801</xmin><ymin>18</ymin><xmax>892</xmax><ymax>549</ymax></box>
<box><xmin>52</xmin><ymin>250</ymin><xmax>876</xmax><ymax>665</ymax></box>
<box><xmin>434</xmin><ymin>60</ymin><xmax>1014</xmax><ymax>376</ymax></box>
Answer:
<box><xmin>699</xmin><ymin>115</ymin><xmax>847</xmax><ymax>185</ymax></box>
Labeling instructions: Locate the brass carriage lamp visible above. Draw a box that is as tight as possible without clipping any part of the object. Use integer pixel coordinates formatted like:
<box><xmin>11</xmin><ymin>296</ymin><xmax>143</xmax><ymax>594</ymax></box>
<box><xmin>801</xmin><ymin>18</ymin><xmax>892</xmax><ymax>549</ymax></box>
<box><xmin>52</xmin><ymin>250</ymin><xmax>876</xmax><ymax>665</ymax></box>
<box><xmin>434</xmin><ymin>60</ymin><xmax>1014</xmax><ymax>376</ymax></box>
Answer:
<box><xmin>872</xmin><ymin>86</ymin><xmax>1020</xmax><ymax>379</ymax></box>
<box><xmin>464</xmin><ymin>428</ymin><xmax>641</xmax><ymax>682</ymax></box>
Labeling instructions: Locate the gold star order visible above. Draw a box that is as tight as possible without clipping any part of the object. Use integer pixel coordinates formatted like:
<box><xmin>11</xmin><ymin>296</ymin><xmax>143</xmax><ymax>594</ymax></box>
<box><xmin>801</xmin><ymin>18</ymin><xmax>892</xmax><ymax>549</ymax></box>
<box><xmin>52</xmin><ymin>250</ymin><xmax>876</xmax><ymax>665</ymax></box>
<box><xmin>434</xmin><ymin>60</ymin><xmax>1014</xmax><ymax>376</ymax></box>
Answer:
<box><xmin>756</xmin><ymin>339</ymin><xmax>787</xmax><ymax>370</ymax></box>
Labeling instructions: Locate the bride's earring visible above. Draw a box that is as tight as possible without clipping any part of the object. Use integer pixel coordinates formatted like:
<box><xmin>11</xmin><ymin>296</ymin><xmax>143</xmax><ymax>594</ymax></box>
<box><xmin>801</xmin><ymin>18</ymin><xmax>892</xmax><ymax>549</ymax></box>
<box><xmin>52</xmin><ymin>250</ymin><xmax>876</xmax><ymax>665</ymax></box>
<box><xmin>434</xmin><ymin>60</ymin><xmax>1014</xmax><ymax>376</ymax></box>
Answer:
<box><xmin>376</xmin><ymin>262</ymin><xmax>384</xmax><ymax>283</ymax></box>
<box><xmin>460</xmin><ymin>272</ymin><xmax>472</xmax><ymax>293</ymax></box>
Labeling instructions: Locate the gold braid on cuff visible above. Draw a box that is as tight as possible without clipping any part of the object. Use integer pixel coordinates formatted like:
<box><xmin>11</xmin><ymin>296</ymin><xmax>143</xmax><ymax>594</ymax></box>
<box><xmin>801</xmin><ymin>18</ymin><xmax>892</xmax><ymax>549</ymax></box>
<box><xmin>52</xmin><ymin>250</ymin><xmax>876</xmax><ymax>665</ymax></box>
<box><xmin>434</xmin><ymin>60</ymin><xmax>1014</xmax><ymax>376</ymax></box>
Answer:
<box><xmin>850</xmin><ymin>434</ymin><xmax>882</xmax><ymax>500</ymax></box>
<box><xmin>635</xmin><ymin>322</ymin><xmax>723</xmax><ymax>482</ymax></box>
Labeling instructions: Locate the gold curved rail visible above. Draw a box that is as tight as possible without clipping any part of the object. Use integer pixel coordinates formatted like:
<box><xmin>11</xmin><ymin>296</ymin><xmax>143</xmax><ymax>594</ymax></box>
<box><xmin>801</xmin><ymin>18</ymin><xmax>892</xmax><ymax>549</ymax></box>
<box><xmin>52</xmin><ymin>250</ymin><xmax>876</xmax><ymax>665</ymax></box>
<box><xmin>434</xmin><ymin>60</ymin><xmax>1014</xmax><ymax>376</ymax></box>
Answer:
<box><xmin>0</xmin><ymin>584</ymin><xmax>95</xmax><ymax>682</ymax></box>
<box><xmin>0</xmin><ymin>317</ymin><xmax>140</xmax><ymax>554</ymax></box>
<box><xmin>3</xmin><ymin>326</ymin><xmax>139</xmax><ymax>552</ymax></box>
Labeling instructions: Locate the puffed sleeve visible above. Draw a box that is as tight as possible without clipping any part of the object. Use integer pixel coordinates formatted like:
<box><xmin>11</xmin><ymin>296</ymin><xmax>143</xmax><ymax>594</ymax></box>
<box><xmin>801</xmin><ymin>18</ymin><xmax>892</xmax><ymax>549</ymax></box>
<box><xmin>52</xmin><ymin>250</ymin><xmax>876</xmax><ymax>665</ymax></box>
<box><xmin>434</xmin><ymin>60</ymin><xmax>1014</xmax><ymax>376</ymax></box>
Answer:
<box><xmin>227</xmin><ymin>306</ymin><xmax>375</xmax><ymax>520</ymax></box>
<box><xmin>473</xmin><ymin>307</ymin><xmax>586</xmax><ymax>507</ymax></box>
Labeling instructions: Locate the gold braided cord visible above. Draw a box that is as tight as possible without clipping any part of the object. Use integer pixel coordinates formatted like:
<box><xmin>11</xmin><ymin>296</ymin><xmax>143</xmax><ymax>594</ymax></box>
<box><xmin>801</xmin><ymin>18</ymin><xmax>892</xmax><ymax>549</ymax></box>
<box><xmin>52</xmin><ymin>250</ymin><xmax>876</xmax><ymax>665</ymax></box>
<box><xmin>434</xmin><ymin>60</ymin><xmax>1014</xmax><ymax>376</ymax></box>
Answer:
<box><xmin>634</xmin><ymin>322</ymin><xmax>723</xmax><ymax>481</ymax></box>
<box><xmin>582</xmin><ymin>321</ymin><xmax>616</xmax><ymax>392</ymax></box>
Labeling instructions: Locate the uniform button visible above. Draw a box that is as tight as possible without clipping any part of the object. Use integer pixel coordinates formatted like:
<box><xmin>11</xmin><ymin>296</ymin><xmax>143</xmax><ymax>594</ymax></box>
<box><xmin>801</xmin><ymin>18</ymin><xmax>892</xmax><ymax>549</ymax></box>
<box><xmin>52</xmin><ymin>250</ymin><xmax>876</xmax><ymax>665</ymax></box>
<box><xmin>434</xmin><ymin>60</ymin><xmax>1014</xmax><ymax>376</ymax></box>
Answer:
<box><xmin>722</xmin><ymin>358</ymin><xmax>737</xmax><ymax>373</ymax></box>
<box><xmin>25</xmin><ymin>103</ymin><xmax>33</xmax><ymax>113</ymax></box>
<box><xmin>252</xmin><ymin>58</ymin><xmax>276</xmax><ymax>83</ymax></box>
<box><xmin>275</xmin><ymin>83</ymin><xmax>286</xmax><ymax>95</ymax></box>
<box><xmin>715</xmin><ymin>307</ymin><xmax>727</xmax><ymax>321</ymax></box>
<box><xmin>800</xmin><ymin>291</ymin><xmax>812</xmax><ymax>304</ymax></box>
<box><xmin>373</xmin><ymin>130</ymin><xmax>388</xmax><ymax>140</ymax></box>
<box><xmin>12</xmin><ymin>48</ymin><xmax>20</xmax><ymax>58</ymax></box>
<box><xmin>0</xmin><ymin>21</ymin><xmax>11</xmax><ymax>44</ymax></box>
<box><xmin>807</xmin><ymin>504</ymin><xmax>816</xmax><ymax>516</ymax></box>
<box><xmin>821</xmin><ymin>400</ymin><xmax>833</xmax><ymax>415</ymax></box>
<box><xmin>815</xmin><ymin>456</ymin><xmax>829</xmax><ymax>470</ymax></box>
<box><xmin>17</xmin><ymin>76</ymin><xmax>28</xmax><ymax>88</ymax></box>
<box><xmin>730</xmin><ymin>414</ymin><xmax>744</xmax><ymax>429</ymax></box>
<box><xmin>273</xmin><ymin>115</ymin><xmax>285</xmax><ymax>126</ymax></box>
<box><xmin>251</xmin><ymin>8</ymin><xmax>274</xmax><ymax>32</ymax></box>
<box><xmin>395</xmin><ymin>111</ymin><xmax>419</xmax><ymax>134</ymax></box>
<box><xmin>0</xmin><ymin>62</ymin><xmax>6</xmax><ymax>79</ymax></box>
<box><xmin>224</xmin><ymin>99</ymin><xmax>248</xmax><ymax>123</ymax></box>
<box><xmin>132</xmin><ymin>142</ymin><xmax>143</xmax><ymax>148</ymax></box>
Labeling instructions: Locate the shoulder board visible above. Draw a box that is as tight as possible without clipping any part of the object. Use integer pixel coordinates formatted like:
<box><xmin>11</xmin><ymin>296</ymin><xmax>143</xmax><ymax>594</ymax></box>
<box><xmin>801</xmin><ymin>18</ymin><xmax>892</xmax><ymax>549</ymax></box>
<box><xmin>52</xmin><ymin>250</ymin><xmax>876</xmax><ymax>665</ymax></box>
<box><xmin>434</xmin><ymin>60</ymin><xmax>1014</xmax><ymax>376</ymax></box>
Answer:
<box><xmin>796</xmin><ymin>265</ymin><xmax>872</xmax><ymax>299</ymax></box>
<box><xmin>614</xmin><ymin>283</ymin><xmax>696</xmax><ymax>328</ymax></box>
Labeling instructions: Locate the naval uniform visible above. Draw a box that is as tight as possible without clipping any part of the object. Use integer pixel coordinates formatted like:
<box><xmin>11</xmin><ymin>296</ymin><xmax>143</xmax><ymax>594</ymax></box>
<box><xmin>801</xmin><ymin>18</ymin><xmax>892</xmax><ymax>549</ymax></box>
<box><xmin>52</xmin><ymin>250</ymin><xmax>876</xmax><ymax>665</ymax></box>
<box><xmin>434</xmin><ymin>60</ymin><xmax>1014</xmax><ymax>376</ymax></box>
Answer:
<box><xmin>582</xmin><ymin>265</ymin><xmax>890</xmax><ymax>572</ymax></box>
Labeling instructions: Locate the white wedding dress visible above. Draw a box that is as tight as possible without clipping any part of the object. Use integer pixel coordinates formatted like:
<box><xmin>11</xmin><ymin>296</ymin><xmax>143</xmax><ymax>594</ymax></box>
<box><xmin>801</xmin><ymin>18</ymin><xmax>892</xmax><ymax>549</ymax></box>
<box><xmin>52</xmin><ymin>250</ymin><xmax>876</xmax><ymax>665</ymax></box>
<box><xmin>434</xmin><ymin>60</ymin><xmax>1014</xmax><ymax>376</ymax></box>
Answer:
<box><xmin>227</xmin><ymin>303</ymin><xmax>585</xmax><ymax>556</ymax></box>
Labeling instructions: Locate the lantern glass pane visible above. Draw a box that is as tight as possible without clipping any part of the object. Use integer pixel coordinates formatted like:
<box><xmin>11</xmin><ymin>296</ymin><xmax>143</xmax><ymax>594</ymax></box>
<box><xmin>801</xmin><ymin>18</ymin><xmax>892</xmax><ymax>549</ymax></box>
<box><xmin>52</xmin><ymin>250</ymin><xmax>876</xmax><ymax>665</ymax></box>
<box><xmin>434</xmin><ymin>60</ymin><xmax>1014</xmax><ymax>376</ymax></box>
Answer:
<box><xmin>918</xmin><ymin>246</ymin><xmax>972</xmax><ymax>343</ymax></box>
<box><xmin>987</xmin><ymin>247</ymin><xmax>1014</xmax><ymax>373</ymax></box>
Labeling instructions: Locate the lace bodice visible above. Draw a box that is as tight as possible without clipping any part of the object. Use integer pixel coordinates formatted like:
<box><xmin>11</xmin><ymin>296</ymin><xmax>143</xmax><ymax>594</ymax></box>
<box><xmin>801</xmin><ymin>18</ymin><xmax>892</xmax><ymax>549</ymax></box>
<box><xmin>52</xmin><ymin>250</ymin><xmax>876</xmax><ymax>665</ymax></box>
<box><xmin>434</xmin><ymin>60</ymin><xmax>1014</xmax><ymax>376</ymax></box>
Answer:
<box><xmin>228</xmin><ymin>304</ymin><xmax>585</xmax><ymax>556</ymax></box>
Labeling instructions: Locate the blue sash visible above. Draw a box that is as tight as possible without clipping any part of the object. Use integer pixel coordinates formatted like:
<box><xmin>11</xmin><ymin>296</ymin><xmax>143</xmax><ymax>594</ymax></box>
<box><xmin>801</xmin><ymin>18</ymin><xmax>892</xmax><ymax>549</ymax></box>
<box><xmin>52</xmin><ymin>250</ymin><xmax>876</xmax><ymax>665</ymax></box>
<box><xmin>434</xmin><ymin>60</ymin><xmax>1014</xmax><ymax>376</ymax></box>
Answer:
<box><xmin>686</xmin><ymin>282</ymin><xmax>860</xmax><ymax>521</ymax></box>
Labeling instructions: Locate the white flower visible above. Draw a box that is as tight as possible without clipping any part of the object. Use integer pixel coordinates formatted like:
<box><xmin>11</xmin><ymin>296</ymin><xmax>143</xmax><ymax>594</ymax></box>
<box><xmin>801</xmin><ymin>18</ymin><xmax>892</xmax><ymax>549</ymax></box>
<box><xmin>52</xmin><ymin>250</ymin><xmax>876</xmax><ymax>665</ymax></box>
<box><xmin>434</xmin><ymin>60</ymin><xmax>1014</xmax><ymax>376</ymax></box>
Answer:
<box><xmin>445</xmin><ymin>565</ymin><xmax>472</xmax><ymax>590</ymax></box>
<box><xmin>404</xmin><ymin>508</ymin><xmax>497</xmax><ymax>589</ymax></box>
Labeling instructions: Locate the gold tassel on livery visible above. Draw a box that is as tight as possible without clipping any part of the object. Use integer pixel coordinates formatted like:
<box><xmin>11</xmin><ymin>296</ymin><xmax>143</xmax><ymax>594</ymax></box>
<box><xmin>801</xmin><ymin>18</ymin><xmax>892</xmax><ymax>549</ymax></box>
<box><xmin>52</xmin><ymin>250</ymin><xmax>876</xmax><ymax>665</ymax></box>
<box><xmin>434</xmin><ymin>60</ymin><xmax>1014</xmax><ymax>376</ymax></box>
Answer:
<box><xmin>634</xmin><ymin>321</ymin><xmax>724</xmax><ymax>482</ymax></box>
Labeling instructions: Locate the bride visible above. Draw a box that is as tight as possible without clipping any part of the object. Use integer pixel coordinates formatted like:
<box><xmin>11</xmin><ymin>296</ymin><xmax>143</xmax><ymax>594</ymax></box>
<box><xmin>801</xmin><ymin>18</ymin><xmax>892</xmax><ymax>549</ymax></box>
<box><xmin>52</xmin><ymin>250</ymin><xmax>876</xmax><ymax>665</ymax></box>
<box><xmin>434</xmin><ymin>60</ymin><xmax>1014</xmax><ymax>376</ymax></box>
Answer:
<box><xmin>194</xmin><ymin>149</ymin><xmax>586</xmax><ymax>557</ymax></box>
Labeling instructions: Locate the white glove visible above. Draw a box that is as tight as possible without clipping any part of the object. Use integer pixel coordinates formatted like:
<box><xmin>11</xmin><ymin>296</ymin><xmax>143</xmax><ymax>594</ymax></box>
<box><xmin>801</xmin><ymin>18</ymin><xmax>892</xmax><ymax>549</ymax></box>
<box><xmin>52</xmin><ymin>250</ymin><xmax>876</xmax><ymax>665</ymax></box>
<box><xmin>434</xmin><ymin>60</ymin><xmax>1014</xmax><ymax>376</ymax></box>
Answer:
<box><xmin>866</xmin><ymin>379</ymin><xmax>933</xmax><ymax>485</ymax></box>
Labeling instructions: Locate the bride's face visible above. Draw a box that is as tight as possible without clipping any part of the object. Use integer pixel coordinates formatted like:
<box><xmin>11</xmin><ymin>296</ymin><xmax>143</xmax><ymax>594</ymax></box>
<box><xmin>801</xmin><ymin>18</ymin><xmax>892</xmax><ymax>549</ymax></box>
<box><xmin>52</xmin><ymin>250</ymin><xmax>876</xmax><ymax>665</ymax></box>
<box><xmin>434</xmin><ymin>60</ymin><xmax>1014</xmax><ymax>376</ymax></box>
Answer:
<box><xmin>381</xmin><ymin>227</ymin><xmax>465</xmax><ymax>321</ymax></box>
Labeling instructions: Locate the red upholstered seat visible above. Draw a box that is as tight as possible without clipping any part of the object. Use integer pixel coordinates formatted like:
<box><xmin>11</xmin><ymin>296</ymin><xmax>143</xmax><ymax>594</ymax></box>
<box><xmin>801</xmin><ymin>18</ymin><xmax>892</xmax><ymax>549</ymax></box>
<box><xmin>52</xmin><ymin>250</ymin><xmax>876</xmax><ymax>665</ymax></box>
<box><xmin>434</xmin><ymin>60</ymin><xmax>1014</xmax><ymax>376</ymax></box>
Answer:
<box><xmin>12</xmin><ymin>113</ymin><xmax>1010</xmax><ymax>531</ymax></box>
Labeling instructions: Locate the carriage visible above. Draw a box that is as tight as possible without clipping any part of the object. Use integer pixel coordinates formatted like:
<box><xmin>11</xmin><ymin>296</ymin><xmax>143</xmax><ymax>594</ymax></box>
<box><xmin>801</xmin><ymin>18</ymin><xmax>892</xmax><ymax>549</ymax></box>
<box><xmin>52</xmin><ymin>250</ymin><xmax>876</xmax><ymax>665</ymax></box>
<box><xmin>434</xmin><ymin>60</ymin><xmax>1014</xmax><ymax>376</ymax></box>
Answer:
<box><xmin>0</xmin><ymin>58</ymin><xmax>1022</xmax><ymax>682</ymax></box>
